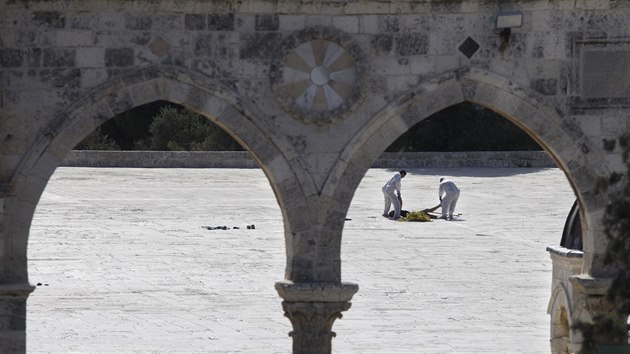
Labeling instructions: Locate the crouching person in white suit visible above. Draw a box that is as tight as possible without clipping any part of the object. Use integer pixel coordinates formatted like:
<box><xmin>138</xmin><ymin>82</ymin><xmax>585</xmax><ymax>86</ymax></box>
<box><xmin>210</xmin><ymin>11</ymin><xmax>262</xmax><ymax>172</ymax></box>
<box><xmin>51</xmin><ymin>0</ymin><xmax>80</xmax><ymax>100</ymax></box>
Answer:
<box><xmin>438</xmin><ymin>177</ymin><xmax>460</xmax><ymax>220</ymax></box>
<box><xmin>382</xmin><ymin>170</ymin><xmax>406</xmax><ymax>220</ymax></box>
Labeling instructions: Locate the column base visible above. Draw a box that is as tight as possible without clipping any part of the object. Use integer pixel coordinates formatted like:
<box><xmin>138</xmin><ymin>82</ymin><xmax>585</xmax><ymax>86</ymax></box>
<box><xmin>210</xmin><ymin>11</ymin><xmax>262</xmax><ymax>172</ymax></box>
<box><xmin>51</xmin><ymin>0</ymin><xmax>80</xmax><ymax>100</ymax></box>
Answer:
<box><xmin>0</xmin><ymin>282</ymin><xmax>36</xmax><ymax>354</ymax></box>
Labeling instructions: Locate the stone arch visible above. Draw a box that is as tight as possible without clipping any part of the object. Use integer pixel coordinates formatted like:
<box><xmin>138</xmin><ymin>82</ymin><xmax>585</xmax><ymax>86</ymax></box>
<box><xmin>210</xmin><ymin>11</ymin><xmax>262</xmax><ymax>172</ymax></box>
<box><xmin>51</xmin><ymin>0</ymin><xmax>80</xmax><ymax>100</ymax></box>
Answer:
<box><xmin>5</xmin><ymin>65</ymin><xmax>299</xmax><ymax>283</ymax></box>
<box><xmin>548</xmin><ymin>284</ymin><xmax>574</xmax><ymax>354</ymax></box>
<box><xmin>331</xmin><ymin>67</ymin><xmax>609</xmax><ymax>275</ymax></box>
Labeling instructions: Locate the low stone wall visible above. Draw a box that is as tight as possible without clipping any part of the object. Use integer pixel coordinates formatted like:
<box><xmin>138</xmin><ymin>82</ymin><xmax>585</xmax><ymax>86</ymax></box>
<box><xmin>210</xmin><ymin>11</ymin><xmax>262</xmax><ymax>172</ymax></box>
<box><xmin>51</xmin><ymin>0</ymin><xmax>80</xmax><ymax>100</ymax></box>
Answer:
<box><xmin>62</xmin><ymin>150</ymin><xmax>555</xmax><ymax>168</ymax></box>
<box><xmin>375</xmin><ymin>151</ymin><xmax>555</xmax><ymax>168</ymax></box>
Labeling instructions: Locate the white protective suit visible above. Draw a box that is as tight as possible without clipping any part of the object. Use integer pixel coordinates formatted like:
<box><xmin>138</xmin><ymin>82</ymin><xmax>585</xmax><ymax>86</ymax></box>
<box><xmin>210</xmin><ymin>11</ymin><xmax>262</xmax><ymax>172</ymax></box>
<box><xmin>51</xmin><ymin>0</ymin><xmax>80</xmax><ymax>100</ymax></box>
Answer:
<box><xmin>438</xmin><ymin>179</ymin><xmax>460</xmax><ymax>220</ymax></box>
<box><xmin>382</xmin><ymin>172</ymin><xmax>403</xmax><ymax>219</ymax></box>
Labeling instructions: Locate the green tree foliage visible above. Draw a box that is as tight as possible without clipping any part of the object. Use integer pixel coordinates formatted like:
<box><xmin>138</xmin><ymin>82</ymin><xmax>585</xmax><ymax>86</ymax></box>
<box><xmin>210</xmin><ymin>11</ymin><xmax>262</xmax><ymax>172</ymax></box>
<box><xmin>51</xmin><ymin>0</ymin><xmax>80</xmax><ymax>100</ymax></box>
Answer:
<box><xmin>75</xmin><ymin>101</ymin><xmax>244</xmax><ymax>151</ymax></box>
<box><xmin>98</xmin><ymin>101</ymin><xmax>162</xmax><ymax>150</ymax></box>
<box><xmin>74</xmin><ymin>127</ymin><xmax>120</xmax><ymax>150</ymax></box>
<box><xmin>386</xmin><ymin>102</ymin><xmax>541</xmax><ymax>152</ymax></box>
<box><xmin>575</xmin><ymin>132</ymin><xmax>630</xmax><ymax>353</ymax></box>
<box><xmin>145</xmin><ymin>105</ymin><xmax>243</xmax><ymax>151</ymax></box>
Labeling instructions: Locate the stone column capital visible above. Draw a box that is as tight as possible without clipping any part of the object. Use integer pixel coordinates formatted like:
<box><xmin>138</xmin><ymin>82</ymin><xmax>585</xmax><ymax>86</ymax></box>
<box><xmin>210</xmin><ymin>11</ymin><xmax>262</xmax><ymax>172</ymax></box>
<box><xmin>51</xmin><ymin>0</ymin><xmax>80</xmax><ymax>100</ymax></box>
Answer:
<box><xmin>569</xmin><ymin>274</ymin><xmax>611</xmax><ymax>296</ymax></box>
<box><xmin>0</xmin><ymin>283</ymin><xmax>36</xmax><ymax>299</ymax></box>
<box><xmin>274</xmin><ymin>280</ymin><xmax>358</xmax><ymax>302</ymax></box>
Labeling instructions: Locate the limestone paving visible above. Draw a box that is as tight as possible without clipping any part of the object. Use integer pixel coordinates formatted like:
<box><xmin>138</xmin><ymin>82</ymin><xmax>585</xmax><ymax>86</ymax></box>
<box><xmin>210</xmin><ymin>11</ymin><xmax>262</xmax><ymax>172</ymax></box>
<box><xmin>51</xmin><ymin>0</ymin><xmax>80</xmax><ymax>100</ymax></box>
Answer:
<box><xmin>27</xmin><ymin>167</ymin><xmax>575</xmax><ymax>353</ymax></box>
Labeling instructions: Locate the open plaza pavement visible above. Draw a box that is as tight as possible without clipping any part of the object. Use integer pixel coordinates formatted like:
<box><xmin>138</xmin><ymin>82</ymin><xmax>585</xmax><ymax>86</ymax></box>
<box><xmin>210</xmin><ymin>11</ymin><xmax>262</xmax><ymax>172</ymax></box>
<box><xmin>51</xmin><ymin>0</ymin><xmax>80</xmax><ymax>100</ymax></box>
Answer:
<box><xmin>27</xmin><ymin>166</ymin><xmax>576</xmax><ymax>353</ymax></box>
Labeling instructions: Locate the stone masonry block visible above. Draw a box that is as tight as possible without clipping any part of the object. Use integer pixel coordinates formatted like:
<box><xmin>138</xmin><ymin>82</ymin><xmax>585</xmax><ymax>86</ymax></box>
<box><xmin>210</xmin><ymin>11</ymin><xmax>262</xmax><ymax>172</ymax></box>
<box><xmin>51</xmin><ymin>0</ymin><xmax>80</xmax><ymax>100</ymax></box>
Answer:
<box><xmin>128</xmin><ymin>79</ymin><xmax>161</xmax><ymax>107</ymax></box>
<box><xmin>76</xmin><ymin>47</ymin><xmax>105</xmax><ymax>68</ymax></box>
<box><xmin>25</xmin><ymin>49</ymin><xmax>41</xmax><ymax>67</ymax></box>
<box><xmin>99</xmin><ymin>12</ymin><xmax>125</xmax><ymax>30</ymax></box>
<box><xmin>290</xmin><ymin>155</ymin><xmax>319</xmax><ymax>197</ymax></box>
<box><xmin>239</xmin><ymin>33</ymin><xmax>281</xmax><ymax>60</ymax></box>
<box><xmin>199</xmin><ymin>94</ymin><xmax>228</xmax><ymax>120</ymax></box>
<box><xmin>576</xmin><ymin>115</ymin><xmax>603</xmax><ymax>138</ymax></box>
<box><xmin>194</xmin><ymin>33</ymin><xmax>213</xmax><ymax>57</ymax></box>
<box><xmin>371</xmin><ymin>57</ymin><xmax>411</xmax><ymax>76</ymax></box>
<box><xmin>104</xmin><ymin>48</ymin><xmax>134</xmax><ymax>67</ymax></box>
<box><xmin>431</xmin><ymin>0</ymin><xmax>463</xmax><ymax>13</ymax></box>
<box><xmin>360</xmin><ymin>15</ymin><xmax>379</xmax><ymax>34</ymax></box>
<box><xmin>32</xmin><ymin>11</ymin><xmax>65</xmax><ymax>29</ymax></box>
<box><xmin>55</xmin><ymin>30</ymin><xmax>94</xmax><ymax>47</ymax></box>
<box><xmin>0</xmin><ymin>49</ymin><xmax>23</xmax><ymax>68</ymax></box>
<box><xmin>42</xmin><ymin>48</ymin><xmax>75</xmax><ymax>67</ymax></box>
<box><xmin>165</xmin><ymin>80</ymin><xmax>191</xmax><ymax>105</ymax></box>
<box><xmin>379</xmin><ymin>15</ymin><xmax>400</xmax><ymax>33</ymax></box>
<box><xmin>430</xmin><ymin>31</ymin><xmax>459</xmax><ymax>56</ymax></box>
<box><xmin>13</xmin><ymin>30</ymin><xmax>36</xmax><ymax>47</ymax></box>
<box><xmin>371</xmin><ymin>34</ymin><xmax>393</xmax><ymax>56</ymax></box>
<box><xmin>40</xmin><ymin>68</ymin><xmax>81</xmax><ymax>89</ymax></box>
<box><xmin>106</xmin><ymin>88</ymin><xmax>134</xmax><ymax>115</ymax></box>
<box><xmin>184</xmin><ymin>14</ymin><xmax>205</xmax><ymax>30</ymax></box>
<box><xmin>305</xmin><ymin>15</ymin><xmax>332</xmax><ymax>27</ymax></box>
<box><xmin>208</xmin><ymin>14</ymin><xmax>235</xmax><ymax>31</ymax></box>
<box><xmin>125</xmin><ymin>14</ymin><xmax>153</xmax><ymax>30</ymax></box>
<box><xmin>69</xmin><ymin>12</ymin><xmax>99</xmax><ymax>30</ymax></box>
<box><xmin>155</xmin><ymin>14</ymin><xmax>183</xmax><ymax>31</ymax></box>
<box><xmin>278</xmin><ymin>15</ymin><xmax>305</xmax><ymax>31</ymax></box>
<box><xmin>267</xmin><ymin>155</ymin><xmax>294</xmax><ymax>187</ymax></box>
<box><xmin>530</xmin><ymin>78</ymin><xmax>558</xmax><ymax>96</ymax></box>
<box><xmin>346</xmin><ymin>1</ymin><xmax>390</xmax><ymax>15</ymax></box>
<box><xmin>245</xmin><ymin>0</ymin><xmax>279</xmax><ymax>13</ymax></box>
<box><xmin>388</xmin><ymin>73</ymin><xmax>420</xmax><ymax>93</ymax></box>
<box><xmin>332</xmin><ymin>16</ymin><xmax>359</xmax><ymax>33</ymax></box>
<box><xmin>465</xmin><ymin>68</ymin><xmax>507</xmax><ymax>90</ymax></box>
<box><xmin>255</xmin><ymin>14</ymin><xmax>279</xmax><ymax>31</ymax></box>
<box><xmin>409</xmin><ymin>56</ymin><xmax>434</xmax><ymax>75</ymax></box>
<box><xmin>602</xmin><ymin>116</ymin><xmax>630</xmax><ymax>137</ymax></box>
<box><xmin>395</xmin><ymin>33</ymin><xmax>428</xmax><ymax>56</ymax></box>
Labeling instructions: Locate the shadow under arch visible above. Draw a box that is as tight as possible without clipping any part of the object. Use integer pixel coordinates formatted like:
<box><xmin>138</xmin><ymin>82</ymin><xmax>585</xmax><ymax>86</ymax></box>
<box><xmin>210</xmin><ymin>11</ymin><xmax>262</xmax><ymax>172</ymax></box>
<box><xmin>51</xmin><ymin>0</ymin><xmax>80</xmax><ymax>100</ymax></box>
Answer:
<box><xmin>6</xmin><ymin>65</ymin><xmax>298</xmax><ymax>283</ymax></box>
<box><xmin>333</xmin><ymin>67</ymin><xmax>609</xmax><ymax>275</ymax></box>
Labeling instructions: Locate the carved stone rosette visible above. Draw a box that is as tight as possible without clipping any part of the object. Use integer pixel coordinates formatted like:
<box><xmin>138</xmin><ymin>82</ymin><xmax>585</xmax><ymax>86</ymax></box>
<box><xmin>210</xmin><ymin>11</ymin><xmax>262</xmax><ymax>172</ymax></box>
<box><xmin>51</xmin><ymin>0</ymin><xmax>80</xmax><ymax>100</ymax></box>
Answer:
<box><xmin>275</xmin><ymin>281</ymin><xmax>359</xmax><ymax>354</ymax></box>
<box><xmin>270</xmin><ymin>26</ymin><xmax>367</xmax><ymax>126</ymax></box>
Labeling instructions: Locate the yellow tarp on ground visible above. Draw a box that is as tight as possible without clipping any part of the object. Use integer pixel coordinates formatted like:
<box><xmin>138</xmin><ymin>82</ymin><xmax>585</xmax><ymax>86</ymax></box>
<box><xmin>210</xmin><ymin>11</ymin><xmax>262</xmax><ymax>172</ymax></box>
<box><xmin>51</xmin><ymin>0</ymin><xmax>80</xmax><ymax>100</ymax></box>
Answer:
<box><xmin>398</xmin><ymin>210</ymin><xmax>432</xmax><ymax>222</ymax></box>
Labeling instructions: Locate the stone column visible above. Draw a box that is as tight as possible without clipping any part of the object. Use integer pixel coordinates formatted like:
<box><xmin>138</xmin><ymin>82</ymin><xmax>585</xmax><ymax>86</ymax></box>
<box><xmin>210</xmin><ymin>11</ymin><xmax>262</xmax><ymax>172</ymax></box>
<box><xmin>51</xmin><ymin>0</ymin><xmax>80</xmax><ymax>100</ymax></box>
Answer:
<box><xmin>546</xmin><ymin>245</ymin><xmax>583</xmax><ymax>354</ymax></box>
<box><xmin>0</xmin><ymin>283</ymin><xmax>36</xmax><ymax>354</ymax></box>
<box><xmin>569</xmin><ymin>274</ymin><xmax>627</xmax><ymax>351</ymax></box>
<box><xmin>275</xmin><ymin>281</ymin><xmax>358</xmax><ymax>354</ymax></box>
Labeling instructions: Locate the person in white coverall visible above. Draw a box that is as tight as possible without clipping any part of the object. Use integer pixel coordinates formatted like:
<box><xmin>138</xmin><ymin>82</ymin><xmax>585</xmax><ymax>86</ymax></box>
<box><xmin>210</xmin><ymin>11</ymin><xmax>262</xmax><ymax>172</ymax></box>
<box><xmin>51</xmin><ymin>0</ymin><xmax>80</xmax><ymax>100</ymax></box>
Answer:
<box><xmin>382</xmin><ymin>170</ymin><xmax>406</xmax><ymax>220</ymax></box>
<box><xmin>438</xmin><ymin>177</ymin><xmax>460</xmax><ymax>220</ymax></box>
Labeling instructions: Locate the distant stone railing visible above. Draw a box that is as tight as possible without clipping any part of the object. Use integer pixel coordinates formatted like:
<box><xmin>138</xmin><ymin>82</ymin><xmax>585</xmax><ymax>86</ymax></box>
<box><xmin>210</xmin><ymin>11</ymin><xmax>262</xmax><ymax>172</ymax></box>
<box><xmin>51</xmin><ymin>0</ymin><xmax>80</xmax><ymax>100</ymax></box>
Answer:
<box><xmin>62</xmin><ymin>150</ymin><xmax>555</xmax><ymax>168</ymax></box>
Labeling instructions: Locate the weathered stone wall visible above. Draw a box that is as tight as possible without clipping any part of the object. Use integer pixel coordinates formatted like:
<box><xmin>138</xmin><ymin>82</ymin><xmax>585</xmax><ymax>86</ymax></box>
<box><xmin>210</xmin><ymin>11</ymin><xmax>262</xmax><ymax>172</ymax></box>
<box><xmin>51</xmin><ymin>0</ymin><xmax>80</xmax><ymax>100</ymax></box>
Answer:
<box><xmin>2</xmin><ymin>1</ymin><xmax>630</xmax><ymax>352</ymax></box>
<box><xmin>61</xmin><ymin>150</ymin><xmax>555</xmax><ymax>168</ymax></box>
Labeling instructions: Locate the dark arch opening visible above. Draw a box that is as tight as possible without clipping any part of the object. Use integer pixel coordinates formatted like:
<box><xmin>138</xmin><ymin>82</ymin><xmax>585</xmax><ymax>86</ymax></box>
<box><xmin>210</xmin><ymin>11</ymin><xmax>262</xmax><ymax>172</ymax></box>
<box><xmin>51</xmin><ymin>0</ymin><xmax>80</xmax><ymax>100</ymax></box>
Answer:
<box><xmin>74</xmin><ymin>100</ymin><xmax>244</xmax><ymax>152</ymax></box>
<box><xmin>386</xmin><ymin>102</ymin><xmax>542</xmax><ymax>152</ymax></box>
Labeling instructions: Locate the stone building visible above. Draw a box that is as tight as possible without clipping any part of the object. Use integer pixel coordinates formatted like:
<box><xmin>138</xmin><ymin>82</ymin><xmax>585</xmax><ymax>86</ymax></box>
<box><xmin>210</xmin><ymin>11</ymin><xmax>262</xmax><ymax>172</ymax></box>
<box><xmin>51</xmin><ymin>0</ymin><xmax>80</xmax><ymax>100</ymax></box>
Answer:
<box><xmin>1</xmin><ymin>0</ymin><xmax>628</xmax><ymax>353</ymax></box>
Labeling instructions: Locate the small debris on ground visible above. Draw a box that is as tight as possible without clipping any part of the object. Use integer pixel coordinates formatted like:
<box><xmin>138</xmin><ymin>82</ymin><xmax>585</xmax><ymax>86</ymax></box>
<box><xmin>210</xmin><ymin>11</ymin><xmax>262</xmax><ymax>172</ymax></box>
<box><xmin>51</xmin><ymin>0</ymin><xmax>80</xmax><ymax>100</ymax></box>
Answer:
<box><xmin>203</xmin><ymin>225</ymin><xmax>256</xmax><ymax>230</ymax></box>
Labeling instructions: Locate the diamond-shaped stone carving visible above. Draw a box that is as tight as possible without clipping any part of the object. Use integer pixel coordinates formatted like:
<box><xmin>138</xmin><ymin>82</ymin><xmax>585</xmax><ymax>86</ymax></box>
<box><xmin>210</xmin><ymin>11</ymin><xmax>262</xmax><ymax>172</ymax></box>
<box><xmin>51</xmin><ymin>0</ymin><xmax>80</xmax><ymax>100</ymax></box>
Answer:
<box><xmin>459</xmin><ymin>37</ymin><xmax>480</xmax><ymax>59</ymax></box>
<box><xmin>149</xmin><ymin>35</ymin><xmax>170</xmax><ymax>58</ymax></box>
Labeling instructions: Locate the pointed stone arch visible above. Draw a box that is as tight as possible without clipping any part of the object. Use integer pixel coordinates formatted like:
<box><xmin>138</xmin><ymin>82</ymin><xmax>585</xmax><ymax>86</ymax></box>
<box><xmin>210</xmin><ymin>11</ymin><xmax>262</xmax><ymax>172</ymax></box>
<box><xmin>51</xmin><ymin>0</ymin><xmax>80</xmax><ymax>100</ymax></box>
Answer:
<box><xmin>548</xmin><ymin>283</ymin><xmax>575</xmax><ymax>354</ymax></box>
<box><xmin>330</xmin><ymin>67</ymin><xmax>609</xmax><ymax>275</ymax></box>
<box><xmin>4</xmin><ymin>65</ymin><xmax>301</xmax><ymax>284</ymax></box>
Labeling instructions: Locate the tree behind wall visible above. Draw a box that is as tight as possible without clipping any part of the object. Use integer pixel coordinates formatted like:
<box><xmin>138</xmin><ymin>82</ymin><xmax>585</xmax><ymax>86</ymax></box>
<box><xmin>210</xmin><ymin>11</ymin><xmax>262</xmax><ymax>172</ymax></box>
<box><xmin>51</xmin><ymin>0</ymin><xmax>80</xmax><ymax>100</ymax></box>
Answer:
<box><xmin>136</xmin><ymin>105</ymin><xmax>244</xmax><ymax>151</ymax></box>
<box><xmin>386</xmin><ymin>102</ymin><xmax>541</xmax><ymax>152</ymax></box>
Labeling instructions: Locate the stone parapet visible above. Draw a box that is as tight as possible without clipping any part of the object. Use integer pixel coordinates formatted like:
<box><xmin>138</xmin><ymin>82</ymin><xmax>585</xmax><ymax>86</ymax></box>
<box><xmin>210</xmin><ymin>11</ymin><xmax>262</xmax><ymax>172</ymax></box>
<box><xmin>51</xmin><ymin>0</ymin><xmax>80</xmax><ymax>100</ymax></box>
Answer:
<box><xmin>62</xmin><ymin>150</ymin><xmax>554</xmax><ymax>168</ymax></box>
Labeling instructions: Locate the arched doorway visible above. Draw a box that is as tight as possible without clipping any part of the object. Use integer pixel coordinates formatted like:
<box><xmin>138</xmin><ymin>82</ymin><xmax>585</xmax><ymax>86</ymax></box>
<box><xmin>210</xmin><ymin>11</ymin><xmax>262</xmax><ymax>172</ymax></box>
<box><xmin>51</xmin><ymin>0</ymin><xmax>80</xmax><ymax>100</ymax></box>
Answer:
<box><xmin>323</xmin><ymin>67</ymin><xmax>609</xmax><ymax>351</ymax></box>
<box><xmin>7</xmin><ymin>66</ymin><xmax>304</xmax><ymax>351</ymax></box>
